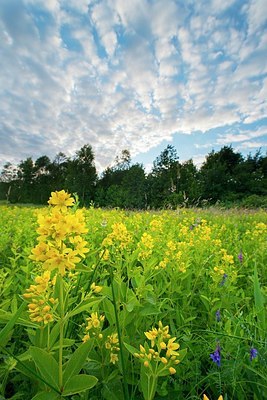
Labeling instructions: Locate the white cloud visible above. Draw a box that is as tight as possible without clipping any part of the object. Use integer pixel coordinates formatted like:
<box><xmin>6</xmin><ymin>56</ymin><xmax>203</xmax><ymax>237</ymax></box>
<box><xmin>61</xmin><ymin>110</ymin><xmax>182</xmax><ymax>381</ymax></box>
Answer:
<box><xmin>0</xmin><ymin>0</ymin><xmax>266</xmax><ymax>173</ymax></box>
<box><xmin>238</xmin><ymin>140</ymin><xmax>267</xmax><ymax>149</ymax></box>
<box><xmin>217</xmin><ymin>125</ymin><xmax>267</xmax><ymax>144</ymax></box>
<box><xmin>91</xmin><ymin>1</ymin><xmax>119</xmax><ymax>57</ymax></box>
<box><xmin>247</xmin><ymin>0</ymin><xmax>267</xmax><ymax>35</ymax></box>
<box><xmin>191</xmin><ymin>153</ymin><xmax>207</xmax><ymax>168</ymax></box>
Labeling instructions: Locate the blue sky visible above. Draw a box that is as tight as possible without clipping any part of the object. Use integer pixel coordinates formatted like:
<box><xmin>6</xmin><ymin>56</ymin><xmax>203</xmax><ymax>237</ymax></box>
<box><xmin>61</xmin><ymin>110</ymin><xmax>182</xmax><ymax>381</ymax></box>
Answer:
<box><xmin>0</xmin><ymin>0</ymin><xmax>266</xmax><ymax>173</ymax></box>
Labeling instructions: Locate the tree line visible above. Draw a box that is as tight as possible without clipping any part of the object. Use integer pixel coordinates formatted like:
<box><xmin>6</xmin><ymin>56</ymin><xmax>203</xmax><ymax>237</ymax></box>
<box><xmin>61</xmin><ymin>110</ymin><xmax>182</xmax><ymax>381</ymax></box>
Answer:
<box><xmin>0</xmin><ymin>144</ymin><xmax>267</xmax><ymax>208</ymax></box>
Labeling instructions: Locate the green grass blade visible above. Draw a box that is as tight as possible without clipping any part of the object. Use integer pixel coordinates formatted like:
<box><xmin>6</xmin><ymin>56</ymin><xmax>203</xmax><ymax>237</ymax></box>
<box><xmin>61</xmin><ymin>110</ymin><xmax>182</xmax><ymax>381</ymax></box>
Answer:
<box><xmin>254</xmin><ymin>265</ymin><xmax>266</xmax><ymax>336</ymax></box>
<box><xmin>0</xmin><ymin>301</ymin><xmax>26</xmax><ymax>344</ymax></box>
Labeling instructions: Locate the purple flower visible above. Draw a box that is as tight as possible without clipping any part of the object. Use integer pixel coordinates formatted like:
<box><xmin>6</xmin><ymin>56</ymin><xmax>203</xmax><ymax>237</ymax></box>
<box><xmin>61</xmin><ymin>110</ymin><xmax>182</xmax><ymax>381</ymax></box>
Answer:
<box><xmin>238</xmin><ymin>250</ymin><xmax>243</xmax><ymax>263</ymax></box>
<box><xmin>250</xmin><ymin>348</ymin><xmax>258</xmax><ymax>361</ymax></box>
<box><xmin>219</xmin><ymin>273</ymin><xmax>228</xmax><ymax>286</ymax></box>
<box><xmin>210</xmin><ymin>344</ymin><xmax>221</xmax><ymax>366</ymax></box>
<box><xmin>215</xmin><ymin>309</ymin><xmax>221</xmax><ymax>322</ymax></box>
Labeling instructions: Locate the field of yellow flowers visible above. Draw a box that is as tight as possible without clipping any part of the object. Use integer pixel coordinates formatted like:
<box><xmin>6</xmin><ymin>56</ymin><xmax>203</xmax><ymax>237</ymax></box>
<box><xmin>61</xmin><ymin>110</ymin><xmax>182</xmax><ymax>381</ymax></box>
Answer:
<box><xmin>0</xmin><ymin>191</ymin><xmax>266</xmax><ymax>400</ymax></box>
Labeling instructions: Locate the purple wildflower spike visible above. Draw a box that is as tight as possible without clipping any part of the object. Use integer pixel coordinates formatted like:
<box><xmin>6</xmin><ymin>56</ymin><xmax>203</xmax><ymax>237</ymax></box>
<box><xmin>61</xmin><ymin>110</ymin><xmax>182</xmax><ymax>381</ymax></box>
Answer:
<box><xmin>210</xmin><ymin>344</ymin><xmax>221</xmax><ymax>366</ymax></box>
<box><xmin>215</xmin><ymin>310</ymin><xmax>221</xmax><ymax>322</ymax></box>
<box><xmin>238</xmin><ymin>250</ymin><xmax>243</xmax><ymax>263</ymax></box>
<box><xmin>250</xmin><ymin>348</ymin><xmax>258</xmax><ymax>361</ymax></box>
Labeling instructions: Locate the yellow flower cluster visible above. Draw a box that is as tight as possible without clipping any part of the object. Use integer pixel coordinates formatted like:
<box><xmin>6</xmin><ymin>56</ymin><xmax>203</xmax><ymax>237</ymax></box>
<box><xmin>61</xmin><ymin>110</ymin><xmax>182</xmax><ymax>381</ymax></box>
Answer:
<box><xmin>220</xmin><ymin>249</ymin><xmax>234</xmax><ymax>265</ymax></box>
<box><xmin>134</xmin><ymin>321</ymin><xmax>181</xmax><ymax>375</ymax></box>
<box><xmin>83</xmin><ymin>312</ymin><xmax>105</xmax><ymax>343</ymax></box>
<box><xmin>29</xmin><ymin>191</ymin><xmax>89</xmax><ymax>276</ymax></box>
<box><xmin>157</xmin><ymin>240</ymin><xmax>184</xmax><ymax>272</ymax></box>
<box><xmin>137</xmin><ymin>232</ymin><xmax>154</xmax><ymax>260</ymax></box>
<box><xmin>212</xmin><ymin>247</ymin><xmax>236</xmax><ymax>282</ymax></box>
<box><xmin>102</xmin><ymin>222</ymin><xmax>132</xmax><ymax>251</ymax></box>
<box><xmin>82</xmin><ymin>312</ymin><xmax>120</xmax><ymax>365</ymax></box>
<box><xmin>105</xmin><ymin>333</ymin><xmax>120</xmax><ymax>364</ymax></box>
<box><xmin>23</xmin><ymin>271</ymin><xmax>57</xmax><ymax>324</ymax></box>
<box><xmin>48</xmin><ymin>190</ymin><xmax>75</xmax><ymax>212</ymax></box>
<box><xmin>149</xmin><ymin>218</ymin><xmax>163</xmax><ymax>233</ymax></box>
<box><xmin>248</xmin><ymin>222</ymin><xmax>267</xmax><ymax>238</ymax></box>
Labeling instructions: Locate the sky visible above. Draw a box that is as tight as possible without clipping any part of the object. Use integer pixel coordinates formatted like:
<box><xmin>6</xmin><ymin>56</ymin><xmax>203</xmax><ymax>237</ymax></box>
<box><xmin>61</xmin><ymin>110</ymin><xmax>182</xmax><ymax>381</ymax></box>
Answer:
<box><xmin>0</xmin><ymin>0</ymin><xmax>267</xmax><ymax>174</ymax></box>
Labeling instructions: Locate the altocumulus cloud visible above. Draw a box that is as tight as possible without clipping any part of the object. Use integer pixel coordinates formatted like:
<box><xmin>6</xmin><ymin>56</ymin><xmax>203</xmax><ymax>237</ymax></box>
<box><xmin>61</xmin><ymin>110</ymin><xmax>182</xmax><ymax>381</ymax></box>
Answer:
<box><xmin>0</xmin><ymin>0</ymin><xmax>266</xmax><ymax>172</ymax></box>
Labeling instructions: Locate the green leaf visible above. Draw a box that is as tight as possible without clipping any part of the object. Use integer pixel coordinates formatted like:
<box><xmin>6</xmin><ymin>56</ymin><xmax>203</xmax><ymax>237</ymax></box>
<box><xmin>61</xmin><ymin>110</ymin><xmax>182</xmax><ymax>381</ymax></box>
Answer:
<box><xmin>30</xmin><ymin>347</ymin><xmax>60</xmax><ymax>390</ymax></box>
<box><xmin>140</xmin><ymin>305</ymin><xmax>160</xmax><ymax>316</ymax></box>
<box><xmin>102</xmin><ymin>297</ymin><xmax>116</xmax><ymax>325</ymax></box>
<box><xmin>63</xmin><ymin>340</ymin><xmax>94</xmax><ymax>386</ymax></box>
<box><xmin>62</xmin><ymin>374</ymin><xmax>98</xmax><ymax>395</ymax></box>
<box><xmin>15</xmin><ymin>360</ymin><xmax>38</xmax><ymax>381</ymax></box>
<box><xmin>49</xmin><ymin>322</ymin><xmax>60</xmax><ymax>349</ymax></box>
<box><xmin>31</xmin><ymin>391</ymin><xmax>60</xmax><ymax>400</ymax></box>
<box><xmin>123</xmin><ymin>342</ymin><xmax>139</xmax><ymax>356</ymax></box>
<box><xmin>200</xmin><ymin>295</ymin><xmax>210</xmax><ymax>311</ymax></box>
<box><xmin>68</xmin><ymin>298</ymin><xmax>103</xmax><ymax>318</ymax></box>
<box><xmin>0</xmin><ymin>310</ymin><xmax>38</xmax><ymax>328</ymax></box>
<box><xmin>52</xmin><ymin>339</ymin><xmax>76</xmax><ymax>350</ymax></box>
<box><xmin>177</xmin><ymin>348</ymin><xmax>187</xmax><ymax>363</ymax></box>
<box><xmin>0</xmin><ymin>301</ymin><xmax>27</xmax><ymax>344</ymax></box>
<box><xmin>102</xmin><ymin>380</ymin><xmax>124</xmax><ymax>400</ymax></box>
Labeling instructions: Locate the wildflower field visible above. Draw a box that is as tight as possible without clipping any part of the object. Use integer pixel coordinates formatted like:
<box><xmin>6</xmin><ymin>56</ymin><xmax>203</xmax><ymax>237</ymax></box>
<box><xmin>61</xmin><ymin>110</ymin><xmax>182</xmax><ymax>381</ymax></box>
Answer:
<box><xmin>0</xmin><ymin>191</ymin><xmax>266</xmax><ymax>400</ymax></box>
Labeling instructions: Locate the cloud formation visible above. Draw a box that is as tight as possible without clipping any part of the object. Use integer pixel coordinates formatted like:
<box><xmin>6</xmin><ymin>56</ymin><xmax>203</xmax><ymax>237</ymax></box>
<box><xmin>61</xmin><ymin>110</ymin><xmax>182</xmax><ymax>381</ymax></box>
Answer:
<box><xmin>0</xmin><ymin>0</ymin><xmax>266</xmax><ymax>171</ymax></box>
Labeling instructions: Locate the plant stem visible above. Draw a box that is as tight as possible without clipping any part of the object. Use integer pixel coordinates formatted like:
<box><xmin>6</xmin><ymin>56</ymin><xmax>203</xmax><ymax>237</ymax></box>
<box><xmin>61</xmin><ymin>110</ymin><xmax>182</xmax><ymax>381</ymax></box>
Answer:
<box><xmin>47</xmin><ymin>323</ymin><xmax>50</xmax><ymax>352</ymax></box>
<box><xmin>110</xmin><ymin>272</ymin><xmax>129</xmax><ymax>400</ymax></box>
<box><xmin>148</xmin><ymin>374</ymin><xmax>157</xmax><ymax>400</ymax></box>
<box><xmin>58</xmin><ymin>274</ymin><xmax>64</xmax><ymax>391</ymax></box>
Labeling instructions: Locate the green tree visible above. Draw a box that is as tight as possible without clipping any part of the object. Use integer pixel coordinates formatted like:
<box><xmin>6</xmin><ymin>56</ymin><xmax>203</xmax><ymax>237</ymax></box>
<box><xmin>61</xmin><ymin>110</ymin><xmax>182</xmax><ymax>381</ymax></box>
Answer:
<box><xmin>66</xmin><ymin>144</ymin><xmax>97</xmax><ymax>205</ymax></box>
<box><xmin>121</xmin><ymin>164</ymin><xmax>147</xmax><ymax>208</ymax></box>
<box><xmin>234</xmin><ymin>150</ymin><xmax>267</xmax><ymax>197</ymax></box>
<box><xmin>17</xmin><ymin>157</ymin><xmax>35</xmax><ymax>203</ymax></box>
<box><xmin>179</xmin><ymin>159</ymin><xmax>201</xmax><ymax>205</ymax></box>
<box><xmin>114</xmin><ymin>149</ymin><xmax>131</xmax><ymax>170</ymax></box>
<box><xmin>49</xmin><ymin>152</ymin><xmax>69</xmax><ymax>191</ymax></box>
<box><xmin>0</xmin><ymin>162</ymin><xmax>19</xmax><ymax>202</ymax></box>
<box><xmin>33</xmin><ymin>156</ymin><xmax>52</xmax><ymax>203</ymax></box>
<box><xmin>147</xmin><ymin>145</ymin><xmax>180</xmax><ymax>208</ymax></box>
<box><xmin>199</xmin><ymin>146</ymin><xmax>243</xmax><ymax>202</ymax></box>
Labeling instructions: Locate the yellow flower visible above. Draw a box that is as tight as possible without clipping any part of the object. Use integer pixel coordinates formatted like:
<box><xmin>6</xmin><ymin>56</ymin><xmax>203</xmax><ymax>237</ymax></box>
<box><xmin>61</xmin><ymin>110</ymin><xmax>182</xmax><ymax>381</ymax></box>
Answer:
<box><xmin>43</xmin><ymin>247</ymin><xmax>80</xmax><ymax>276</ymax></box>
<box><xmin>48</xmin><ymin>190</ymin><xmax>74</xmax><ymax>212</ymax></box>
<box><xmin>144</xmin><ymin>360</ymin><xmax>149</xmax><ymax>367</ymax></box>
<box><xmin>86</xmin><ymin>312</ymin><xmax>102</xmax><ymax>329</ymax></box>
<box><xmin>108</xmin><ymin>333</ymin><xmax>119</xmax><ymax>344</ymax></box>
<box><xmin>29</xmin><ymin>242</ymin><xmax>49</xmax><ymax>262</ymax></box>
<box><xmin>23</xmin><ymin>271</ymin><xmax>57</xmax><ymax>325</ymax></box>
<box><xmin>169</xmin><ymin>367</ymin><xmax>176</xmax><ymax>375</ymax></box>
<box><xmin>90</xmin><ymin>282</ymin><xmax>103</xmax><ymax>293</ymax></box>
<box><xmin>166</xmin><ymin>337</ymin><xmax>180</xmax><ymax>358</ymax></box>
<box><xmin>110</xmin><ymin>353</ymin><xmax>119</xmax><ymax>364</ymax></box>
<box><xmin>105</xmin><ymin>332</ymin><xmax>120</xmax><ymax>363</ymax></box>
<box><xmin>144</xmin><ymin>327</ymin><xmax>158</xmax><ymax>347</ymax></box>
<box><xmin>203</xmin><ymin>395</ymin><xmax>223</xmax><ymax>400</ymax></box>
<box><xmin>82</xmin><ymin>334</ymin><xmax>90</xmax><ymax>343</ymax></box>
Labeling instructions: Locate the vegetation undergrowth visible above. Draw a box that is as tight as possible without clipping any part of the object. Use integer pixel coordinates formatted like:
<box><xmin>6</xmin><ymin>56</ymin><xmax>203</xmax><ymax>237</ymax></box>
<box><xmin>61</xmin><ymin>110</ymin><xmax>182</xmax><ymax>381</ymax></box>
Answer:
<box><xmin>0</xmin><ymin>191</ymin><xmax>266</xmax><ymax>399</ymax></box>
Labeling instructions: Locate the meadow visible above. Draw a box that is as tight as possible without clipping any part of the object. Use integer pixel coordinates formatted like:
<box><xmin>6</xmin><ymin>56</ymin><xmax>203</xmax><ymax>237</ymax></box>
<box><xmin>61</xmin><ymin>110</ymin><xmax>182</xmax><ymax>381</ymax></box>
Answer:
<box><xmin>0</xmin><ymin>191</ymin><xmax>266</xmax><ymax>400</ymax></box>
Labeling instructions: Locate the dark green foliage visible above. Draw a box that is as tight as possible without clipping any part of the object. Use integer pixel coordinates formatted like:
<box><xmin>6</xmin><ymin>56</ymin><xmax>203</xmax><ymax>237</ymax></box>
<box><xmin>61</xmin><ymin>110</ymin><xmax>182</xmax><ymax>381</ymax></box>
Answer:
<box><xmin>65</xmin><ymin>144</ymin><xmax>97</xmax><ymax>206</ymax></box>
<box><xmin>147</xmin><ymin>145</ymin><xmax>180</xmax><ymax>208</ymax></box>
<box><xmin>0</xmin><ymin>144</ymin><xmax>266</xmax><ymax>208</ymax></box>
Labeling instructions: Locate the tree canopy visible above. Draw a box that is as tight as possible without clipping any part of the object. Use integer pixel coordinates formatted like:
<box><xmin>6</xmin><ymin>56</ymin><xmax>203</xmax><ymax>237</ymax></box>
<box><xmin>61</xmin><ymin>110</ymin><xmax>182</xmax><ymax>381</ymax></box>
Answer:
<box><xmin>0</xmin><ymin>144</ymin><xmax>266</xmax><ymax>208</ymax></box>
